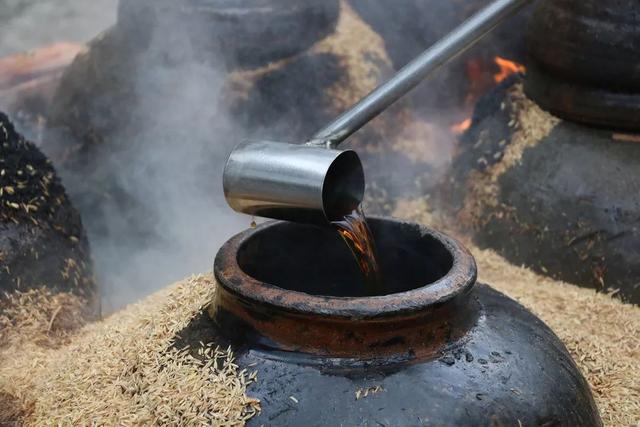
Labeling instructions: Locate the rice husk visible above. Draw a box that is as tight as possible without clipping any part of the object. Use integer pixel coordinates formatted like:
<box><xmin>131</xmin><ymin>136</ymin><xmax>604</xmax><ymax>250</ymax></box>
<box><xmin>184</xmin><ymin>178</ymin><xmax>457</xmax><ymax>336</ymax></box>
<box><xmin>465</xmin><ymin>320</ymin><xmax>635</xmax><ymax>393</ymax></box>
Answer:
<box><xmin>309</xmin><ymin>0</ymin><xmax>391</xmax><ymax>113</ymax></box>
<box><xmin>457</xmin><ymin>83</ymin><xmax>561</xmax><ymax>228</ymax></box>
<box><xmin>0</xmin><ymin>275</ymin><xmax>259</xmax><ymax>426</ymax></box>
<box><xmin>0</xmin><ymin>287</ymin><xmax>87</xmax><ymax>349</ymax></box>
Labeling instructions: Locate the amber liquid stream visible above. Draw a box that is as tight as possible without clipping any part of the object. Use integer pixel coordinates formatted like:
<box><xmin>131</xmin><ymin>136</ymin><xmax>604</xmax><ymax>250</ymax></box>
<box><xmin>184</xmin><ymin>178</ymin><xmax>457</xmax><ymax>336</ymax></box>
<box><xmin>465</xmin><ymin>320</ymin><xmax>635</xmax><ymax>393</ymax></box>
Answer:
<box><xmin>332</xmin><ymin>207</ymin><xmax>384</xmax><ymax>296</ymax></box>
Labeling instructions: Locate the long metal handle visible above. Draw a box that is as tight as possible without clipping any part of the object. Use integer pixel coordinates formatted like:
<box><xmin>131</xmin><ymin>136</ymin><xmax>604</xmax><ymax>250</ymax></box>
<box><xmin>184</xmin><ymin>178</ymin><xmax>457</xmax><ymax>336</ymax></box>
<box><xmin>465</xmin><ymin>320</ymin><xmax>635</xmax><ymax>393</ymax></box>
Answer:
<box><xmin>307</xmin><ymin>0</ymin><xmax>532</xmax><ymax>148</ymax></box>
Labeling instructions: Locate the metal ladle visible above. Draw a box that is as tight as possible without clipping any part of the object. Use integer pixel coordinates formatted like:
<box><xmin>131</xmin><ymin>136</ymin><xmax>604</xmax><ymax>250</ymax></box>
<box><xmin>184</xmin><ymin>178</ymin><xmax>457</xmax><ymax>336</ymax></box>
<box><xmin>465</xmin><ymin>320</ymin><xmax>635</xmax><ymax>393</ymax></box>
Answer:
<box><xmin>223</xmin><ymin>0</ymin><xmax>531</xmax><ymax>224</ymax></box>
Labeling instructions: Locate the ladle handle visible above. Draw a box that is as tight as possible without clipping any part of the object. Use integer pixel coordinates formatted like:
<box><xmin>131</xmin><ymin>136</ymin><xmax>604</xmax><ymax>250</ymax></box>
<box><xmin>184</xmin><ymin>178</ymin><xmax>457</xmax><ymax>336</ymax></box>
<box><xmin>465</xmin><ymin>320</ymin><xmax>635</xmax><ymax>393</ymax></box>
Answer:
<box><xmin>307</xmin><ymin>0</ymin><xmax>532</xmax><ymax>149</ymax></box>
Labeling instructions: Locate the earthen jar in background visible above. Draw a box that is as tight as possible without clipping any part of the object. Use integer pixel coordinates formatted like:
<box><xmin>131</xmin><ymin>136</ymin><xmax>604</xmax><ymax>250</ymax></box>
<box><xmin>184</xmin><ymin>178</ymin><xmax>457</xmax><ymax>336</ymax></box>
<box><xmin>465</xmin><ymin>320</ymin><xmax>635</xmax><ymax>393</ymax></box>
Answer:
<box><xmin>443</xmin><ymin>0</ymin><xmax>640</xmax><ymax>304</ymax></box>
<box><xmin>0</xmin><ymin>112</ymin><xmax>96</xmax><ymax>309</ymax></box>
<box><xmin>525</xmin><ymin>0</ymin><xmax>640</xmax><ymax>130</ymax></box>
<box><xmin>446</xmin><ymin>79</ymin><xmax>640</xmax><ymax>304</ymax></box>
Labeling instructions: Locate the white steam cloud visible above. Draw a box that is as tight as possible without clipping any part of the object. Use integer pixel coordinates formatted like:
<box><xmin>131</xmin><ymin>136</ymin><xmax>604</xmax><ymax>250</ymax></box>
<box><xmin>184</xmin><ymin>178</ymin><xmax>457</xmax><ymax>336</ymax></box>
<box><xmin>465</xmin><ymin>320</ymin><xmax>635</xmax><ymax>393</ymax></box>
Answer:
<box><xmin>93</xmin><ymin>16</ymin><xmax>248</xmax><ymax>311</ymax></box>
<box><xmin>1</xmin><ymin>0</ymin><xmax>528</xmax><ymax>312</ymax></box>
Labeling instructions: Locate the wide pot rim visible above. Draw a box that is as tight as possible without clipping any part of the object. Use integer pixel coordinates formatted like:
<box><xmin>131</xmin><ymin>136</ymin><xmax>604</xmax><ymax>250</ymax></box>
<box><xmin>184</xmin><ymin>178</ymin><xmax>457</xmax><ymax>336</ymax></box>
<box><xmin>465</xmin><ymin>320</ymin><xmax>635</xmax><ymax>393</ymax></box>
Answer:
<box><xmin>214</xmin><ymin>216</ymin><xmax>477</xmax><ymax>319</ymax></box>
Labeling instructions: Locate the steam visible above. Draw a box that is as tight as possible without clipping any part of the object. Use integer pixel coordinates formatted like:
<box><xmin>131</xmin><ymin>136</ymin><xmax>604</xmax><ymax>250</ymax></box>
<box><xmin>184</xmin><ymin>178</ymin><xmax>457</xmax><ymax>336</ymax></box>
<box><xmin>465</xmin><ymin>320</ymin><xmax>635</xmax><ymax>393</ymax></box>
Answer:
<box><xmin>2</xmin><ymin>0</ymin><xmax>529</xmax><ymax>313</ymax></box>
<box><xmin>81</xmin><ymin>10</ymin><xmax>249</xmax><ymax>311</ymax></box>
<box><xmin>2</xmin><ymin>0</ymin><xmax>248</xmax><ymax>312</ymax></box>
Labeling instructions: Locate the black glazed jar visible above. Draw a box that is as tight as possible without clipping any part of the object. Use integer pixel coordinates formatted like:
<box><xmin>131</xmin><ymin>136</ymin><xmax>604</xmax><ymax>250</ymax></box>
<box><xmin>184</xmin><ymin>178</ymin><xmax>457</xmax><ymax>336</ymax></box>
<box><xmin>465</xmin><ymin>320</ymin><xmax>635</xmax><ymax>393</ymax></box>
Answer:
<box><xmin>446</xmin><ymin>74</ymin><xmax>640</xmax><ymax>304</ymax></box>
<box><xmin>0</xmin><ymin>112</ymin><xmax>96</xmax><ymax>306</ymax></box>
<box><xmin>525</xmin><ymin>0</ymin><xmax>640</xmax><ymax>130</ymax></box>
<box><xmin>208</xmin><ymin>217</ymin><xmax>602</xmax><ymax>426</ymax></box>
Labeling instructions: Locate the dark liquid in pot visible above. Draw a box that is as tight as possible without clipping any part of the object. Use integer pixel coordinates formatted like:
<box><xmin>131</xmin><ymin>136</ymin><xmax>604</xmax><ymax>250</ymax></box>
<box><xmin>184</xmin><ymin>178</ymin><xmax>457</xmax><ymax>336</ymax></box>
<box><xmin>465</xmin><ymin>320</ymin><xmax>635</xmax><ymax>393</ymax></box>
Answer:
<box><xmin>332</xmin><ymin>206</ymin><xmax>384</xmax><ymax>295</ymax></box>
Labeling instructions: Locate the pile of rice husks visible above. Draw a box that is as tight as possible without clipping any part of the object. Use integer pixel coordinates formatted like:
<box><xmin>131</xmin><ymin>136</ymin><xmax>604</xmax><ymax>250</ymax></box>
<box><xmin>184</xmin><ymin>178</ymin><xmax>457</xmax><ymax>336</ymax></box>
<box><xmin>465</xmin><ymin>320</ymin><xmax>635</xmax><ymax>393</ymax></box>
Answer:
<box><xmin>0</xmin><ymin>276</ymin><xmax>259</xmax><ymax>425</ymax></box>
<box><xmin>0</xmin><ymin>208</ymin><xmax>638</xmax><ymax>425</ymax></box>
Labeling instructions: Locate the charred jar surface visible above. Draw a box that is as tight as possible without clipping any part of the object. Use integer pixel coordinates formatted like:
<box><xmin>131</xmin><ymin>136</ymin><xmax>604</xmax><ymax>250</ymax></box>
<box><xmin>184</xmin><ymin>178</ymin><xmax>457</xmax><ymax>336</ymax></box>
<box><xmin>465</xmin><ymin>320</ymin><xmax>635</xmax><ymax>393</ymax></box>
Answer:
<box><xmin>208</xmin><ymin>218</ymin><xmax>601</xmax><ymax>426</ymax></box>
<box><xmin>525</xmin><ymin>0</ymin><xmax>640</xmax><ymax>129</ymax></box>
<box><xmin>448</xmin><ymin>75</ymin><xmax>640</xmax><ymax>304</ymax></box>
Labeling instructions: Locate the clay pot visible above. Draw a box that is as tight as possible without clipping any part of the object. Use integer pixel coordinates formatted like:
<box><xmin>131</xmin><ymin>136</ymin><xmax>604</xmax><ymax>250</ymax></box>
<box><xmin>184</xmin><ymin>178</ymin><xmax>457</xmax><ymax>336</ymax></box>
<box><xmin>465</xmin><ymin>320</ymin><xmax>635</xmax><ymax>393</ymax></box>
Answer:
<box><xmin>205</xmin><ymin>217</ymin><xmax>601</xmax><ymax>426</ymax></box>
<box><xmin>116</xmin><ymin>0</ymin><xmax>340</xmax><ymax>69</ymax></box>
<box><xmin>525</xmin><ymin>0</ymin><xmax>640</xmax><ymax>130</ymax></box>
<box><xmin>447</xmin><ymin>76</ymin><xmax>640</xmax><ymax>304</ymax></box>
<box><xmin>0</xmin><ymin>112</ymin><xmax>95</xmax><ymax>302</ymax></box>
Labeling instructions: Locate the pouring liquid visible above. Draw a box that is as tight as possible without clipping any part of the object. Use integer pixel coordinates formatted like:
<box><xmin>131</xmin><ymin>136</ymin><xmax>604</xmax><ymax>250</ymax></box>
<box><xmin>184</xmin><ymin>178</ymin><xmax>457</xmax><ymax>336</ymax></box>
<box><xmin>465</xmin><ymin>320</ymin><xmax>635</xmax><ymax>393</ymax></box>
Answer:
<box><xmin>332</xmin><ymin>206</ymin><xmax>384</xmax><ymax>296</ymax></box>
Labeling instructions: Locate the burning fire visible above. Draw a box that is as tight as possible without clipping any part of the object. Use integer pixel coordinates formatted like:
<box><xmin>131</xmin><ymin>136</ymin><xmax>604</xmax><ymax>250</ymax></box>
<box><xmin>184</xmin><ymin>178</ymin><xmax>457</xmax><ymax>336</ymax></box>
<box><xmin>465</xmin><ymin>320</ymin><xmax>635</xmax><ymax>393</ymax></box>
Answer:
<box><xmin>451</xmin><ymin>118</ymin><xmax>472</xmax><ymax>135</ymax></box>
<box><xmin>450</xmin><ymin>57</ymin><xmax>526</xmax><ymax>136</ymax></box>
<box><xmin>493</xmin><ymin>56</ymin><xmax>526</xmax><ymax>83</ymax></box>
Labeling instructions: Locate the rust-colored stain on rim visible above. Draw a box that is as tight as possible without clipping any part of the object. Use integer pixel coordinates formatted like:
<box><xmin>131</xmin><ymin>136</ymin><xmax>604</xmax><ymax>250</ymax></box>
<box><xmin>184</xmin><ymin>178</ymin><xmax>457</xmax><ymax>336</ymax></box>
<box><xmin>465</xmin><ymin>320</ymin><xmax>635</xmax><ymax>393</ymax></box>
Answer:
<box><xmin>214</xmin><ymin>218</ymin><xmax>477</xmax><ymax>319</ymax></box>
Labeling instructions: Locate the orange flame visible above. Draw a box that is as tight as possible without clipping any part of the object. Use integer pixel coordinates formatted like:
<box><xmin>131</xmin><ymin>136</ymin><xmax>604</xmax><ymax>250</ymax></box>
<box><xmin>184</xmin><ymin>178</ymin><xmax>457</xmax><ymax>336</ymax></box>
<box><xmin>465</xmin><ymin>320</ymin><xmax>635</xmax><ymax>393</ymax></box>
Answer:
<box><xmin>493</xmin><ymin>56</ymin><xmax>526</xmax><ymax>83</ymax></box>
<box><xmin>451</xmin><ymin>118</ymin><xmax>472</xmax><ymax>135</ymax></box>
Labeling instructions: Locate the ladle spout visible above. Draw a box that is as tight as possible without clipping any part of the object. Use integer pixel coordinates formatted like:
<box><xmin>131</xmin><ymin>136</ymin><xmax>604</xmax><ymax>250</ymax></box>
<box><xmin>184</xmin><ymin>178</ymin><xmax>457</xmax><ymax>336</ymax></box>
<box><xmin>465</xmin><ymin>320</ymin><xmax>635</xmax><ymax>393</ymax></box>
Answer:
<box><xmin>223</xmin><ymin>140</ymin><xmax>364</xmax><ymax>224</ymax></box>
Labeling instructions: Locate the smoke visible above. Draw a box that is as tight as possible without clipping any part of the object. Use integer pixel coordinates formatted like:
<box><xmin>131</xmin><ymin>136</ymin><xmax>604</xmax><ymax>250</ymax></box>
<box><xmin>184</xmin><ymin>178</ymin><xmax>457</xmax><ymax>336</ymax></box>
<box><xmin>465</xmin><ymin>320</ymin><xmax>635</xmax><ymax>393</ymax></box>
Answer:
<box><xmin>93</xmin><ymin>61</ymin><xmax>247</xmax><ymax>311</ymax></box>
<box><xmin>2</xmin><ymin>0</ymin><xmax>248</xmax><ymax>312</ymax></box>
<box><xmin>2</xmin><ymin>0</ymin><xmax>530</xmax><ymax>313</ymax></box>
<box><xmin>70</xmin><ymin>6</ymin><xmax>249</xmax><ymax>311</ymax></box>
